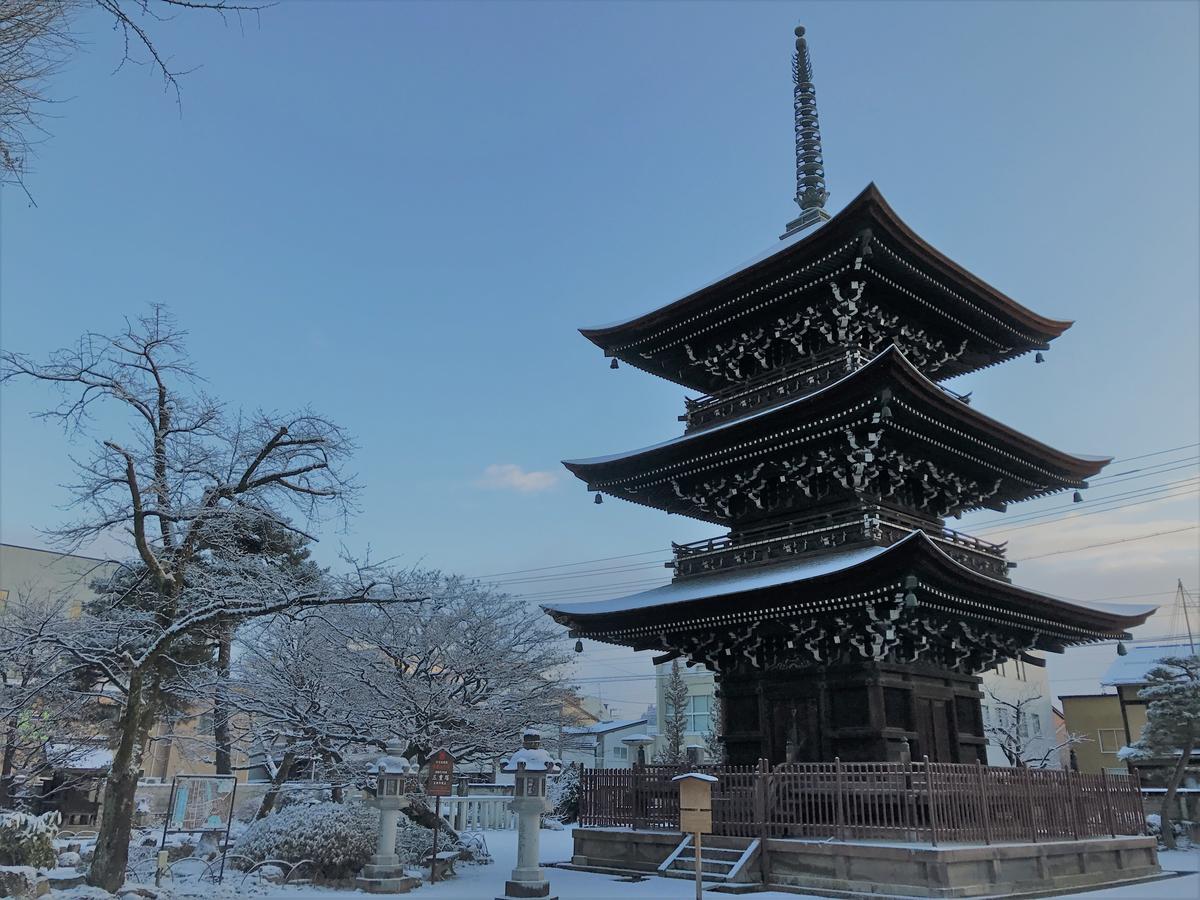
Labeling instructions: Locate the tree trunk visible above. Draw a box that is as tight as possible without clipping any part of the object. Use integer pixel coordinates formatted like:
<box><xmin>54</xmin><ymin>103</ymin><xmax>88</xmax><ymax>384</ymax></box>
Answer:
<box><xmin>1158</xmin><ymin>732</ymin><xmax>1194</xmax><ymax>851</ymax></box>
<box><xmin>87</xmin><ymin>671</ymin><xmax>157</xmax><ymax>892</ymax></box>
<box><xmin>0</xmin><ymin>716</ymin><xmax>18</xmax><ymax>806</ymax></box>
<box><xmin>255</xmin><ymin>748</ymin><xmax>296</xmax><ymax>820</ymax></box>
<box><xmin>402</xmin><ymin>798</ymin><xmax>460</xmax><ymax>843</ymax></box>
<box><xmin>214</xmin><ymin>621</ymin><xmax>233</xmax><ymax>775</ymax></box>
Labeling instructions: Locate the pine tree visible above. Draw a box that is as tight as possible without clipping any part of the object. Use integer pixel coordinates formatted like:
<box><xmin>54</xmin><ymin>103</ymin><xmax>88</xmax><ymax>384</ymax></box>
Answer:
<box><xmin>655</xmin><ymin>660</ymin><xmax>689</xmax><ymax>765</ymax></box>
<box><xmin>705</xmin><ymin>691</ymin><xmax>725</xmax><ymax>764</ymax></box>
<box><xmin>1119</xmin><ymin>655</ymin><xmax>1200</xmax><ymax>850</ymax></box>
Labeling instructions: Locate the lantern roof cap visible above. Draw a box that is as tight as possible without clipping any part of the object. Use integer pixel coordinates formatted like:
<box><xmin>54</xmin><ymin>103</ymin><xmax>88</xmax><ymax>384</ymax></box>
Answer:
<box><xmin>501</xmin><ymin>746</ymin><xmax>562</xmax><ymax>774</ymax></box>
<box><xmin>621</xmin><ymin>733</ymin><xmax>654</xmax><ymax>745</ymax></box>
<box><xmin>672</xmin><ymin>772</ymin><xmax>718</xmax><ymax>783</ymax></box>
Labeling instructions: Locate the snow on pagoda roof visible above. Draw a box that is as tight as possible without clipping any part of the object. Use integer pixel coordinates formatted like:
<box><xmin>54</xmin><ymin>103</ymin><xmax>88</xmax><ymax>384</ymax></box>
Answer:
<box><xmin>564</xmin><ymin>345</ymin><xmax>1110</xmax><ymax>480</ymax></box>
<box><xmin>1101</xmin><ymin>643</ymin><xmax>1196</xmax><ymax>686</ymax></box>
<box><xmin>547</xmin><ymin>544</ymin><xmax>888</xmax><ymax>617</ymax></box>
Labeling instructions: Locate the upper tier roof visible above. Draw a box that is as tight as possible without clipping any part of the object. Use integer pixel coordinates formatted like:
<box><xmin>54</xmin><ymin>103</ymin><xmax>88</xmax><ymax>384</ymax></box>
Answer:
<box><xmin>563</xmin><ymin>346</ymin><xmax>1109</xmax><ymax>522</ymax></box>
<box><xmin>544</xmin><ymin>531</ymin><xmax>1155</xmax><ymax>653</ymax></box>
<box><xmin>580</xmin><ymin>184</ymin><xmax>1073</xmax><ymax>393</ymax></box>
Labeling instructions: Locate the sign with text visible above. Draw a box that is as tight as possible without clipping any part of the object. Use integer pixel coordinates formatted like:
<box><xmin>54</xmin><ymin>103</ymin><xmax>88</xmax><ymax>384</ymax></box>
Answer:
<box><xmin>426</xmin><ymin>749</ymin><xmax>455</xmax><ymax>797</ymax></box>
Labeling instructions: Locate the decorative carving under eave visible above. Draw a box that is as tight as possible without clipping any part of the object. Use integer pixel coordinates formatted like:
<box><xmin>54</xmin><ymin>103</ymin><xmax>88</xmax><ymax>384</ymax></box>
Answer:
<box><xmin>652</xmin><ymin>602</ymin><xmax>1039</xmax><ymax>676</ymax></box>
<box><xmin>663</xmin><ymin>426</ymin><xmax>1006</xmax><ymax>521</ymax></box>
<box><xmin>676</xmin><ymin>279</ymin><xmax>970</xmax><ymax>385</ymax></box>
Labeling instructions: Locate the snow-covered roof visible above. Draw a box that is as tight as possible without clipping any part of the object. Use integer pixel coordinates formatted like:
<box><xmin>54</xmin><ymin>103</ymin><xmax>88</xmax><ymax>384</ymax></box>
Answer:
<box><xmin>620</xmin><ymin>734</ymin><xmax>655</xmax><ymax>745</ymax></box>
<box><xmin>501</xmin><ymin>747</ymin><xmax>562</xmax><ymax>774</ymax></box>
<box><xmin>1102</xmin><ymin>643</ymin><xmax>1196</xmax><ymax>686</ymax></box>
<box><xmin>546</xmin><ymin>545</ymin><xmax>888</xmax><ymax>616</ymax></box>
<box><xmin>563</xmin><ymin>719</ymin><xmax>648</xmax><ymax>736</ymax></box>
<box><xmin>672</xmin><ymin>772</ymin><xmax>718</xmax><ymax>783</ymax></box>
<box><xmin>49</xmin><ymin>744</ymin><xmax>113</xmax><ymax>771</ymax></box>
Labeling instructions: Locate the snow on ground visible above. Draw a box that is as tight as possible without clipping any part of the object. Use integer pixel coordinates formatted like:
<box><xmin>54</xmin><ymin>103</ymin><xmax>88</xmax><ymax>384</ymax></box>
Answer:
<box><xmin>45</xmin><ymin>830</ymin><xmax>1200</xmax><ymax>900</ymax></box>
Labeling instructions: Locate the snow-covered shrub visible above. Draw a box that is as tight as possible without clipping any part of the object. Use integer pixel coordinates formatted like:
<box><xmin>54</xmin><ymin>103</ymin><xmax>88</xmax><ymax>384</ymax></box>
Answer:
<box><xmin>549</xmin><ymin>763</ymin><xmax>581</xmax><ymax>823</ymax></box>
<box><xmin>0</xmin><ymin>810</ymin><xmax>59</xmax><ymax>867</ymax></box>
<box><xmin>394</xmin><ymin>815</ymin><xmax>435</xmax><ymax>865</ymax></box>
<box><xmin>234</xmin><ymin>801</ymin><xmax>376</xmax><ymax>881</ymax></box>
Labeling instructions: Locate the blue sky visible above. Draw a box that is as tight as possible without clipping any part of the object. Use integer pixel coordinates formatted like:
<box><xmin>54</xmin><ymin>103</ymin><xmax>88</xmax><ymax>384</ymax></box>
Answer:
<box><xmin>2</xmin><ymin>2</ymin><xmax>1197</xmax><ymax>714</ymax></box>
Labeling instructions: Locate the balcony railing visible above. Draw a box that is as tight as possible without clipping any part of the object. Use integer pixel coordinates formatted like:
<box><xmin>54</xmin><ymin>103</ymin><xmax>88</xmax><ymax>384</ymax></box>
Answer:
<box><xmin>681</xmin><ymin>349</ymin><xmax>869</xmax><ymax>433</ymax></box>
<box><xmin>669</xmin><ymin>506</ymin><xmax>1010</xmax><ymax>581</ymax></box>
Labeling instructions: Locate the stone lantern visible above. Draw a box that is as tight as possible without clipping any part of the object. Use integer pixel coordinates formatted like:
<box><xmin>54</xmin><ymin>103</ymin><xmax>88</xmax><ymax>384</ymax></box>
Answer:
<box><xmin>496</xmin><ymin>730</ymin><xmax>562</xmax><ymax>900</ymax></box>
<box><xmin>621</xmin><ymin>733</ymin><xmax>654</xmax><ymax>766</ymax></box>
<box><xmin>356</xmin><ymin>743</ymin><xmax>419</xmax><ymax>894</ymax></box>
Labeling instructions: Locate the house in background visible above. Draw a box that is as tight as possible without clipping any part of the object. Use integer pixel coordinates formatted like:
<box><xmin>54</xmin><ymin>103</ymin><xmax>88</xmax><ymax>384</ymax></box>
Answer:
<box><xmin>1061</xmin><ymin>642</ymin><xmax>1197</xmax><ymax>780</ymax></box>
<box><xmin>560</xmin><ymin>719</ymin><xmax>650</xmax><ymax>769</ymax></box>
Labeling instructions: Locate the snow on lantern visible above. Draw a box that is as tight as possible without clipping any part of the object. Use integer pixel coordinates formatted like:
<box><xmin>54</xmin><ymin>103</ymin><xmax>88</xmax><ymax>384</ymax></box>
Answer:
<box><xmin>496</xmin><ymin>730</ymin><xmax>562</xmax><ymax>900</ymax></box>
<box><xmin>356</xmin><ymin>743</ymin><xmax>419</xmax><ymax>894</ymax></box>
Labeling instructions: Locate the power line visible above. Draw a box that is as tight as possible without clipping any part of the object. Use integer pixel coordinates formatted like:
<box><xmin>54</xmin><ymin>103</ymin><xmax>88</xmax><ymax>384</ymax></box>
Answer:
<box><xmin>1014</xmin><ymin>526</ymin><xmax>1199</xmax><ymax>562</ymax></box>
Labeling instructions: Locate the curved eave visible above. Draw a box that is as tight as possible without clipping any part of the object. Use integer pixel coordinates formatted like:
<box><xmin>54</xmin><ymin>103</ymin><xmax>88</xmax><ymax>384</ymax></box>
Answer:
<box><xmin>543</xmin><ymin>531</ymin><xmax>1154</xmax><ymax>644</ymax></box>
<box><xmin>563</xmin><ymin>347</ymin><xmax>1108</xmax><ymax>496</ymax></box>
<box><xmin>579</xmin><ymin>184</ymin><xmax>1072</xmax><ymax>355</ymax></box>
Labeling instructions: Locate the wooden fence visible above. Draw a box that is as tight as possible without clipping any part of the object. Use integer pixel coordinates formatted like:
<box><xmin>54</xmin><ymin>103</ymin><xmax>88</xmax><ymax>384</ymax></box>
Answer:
<box><xmin>579</xmin><ymin>759</ymin><xmax>1145</xmax><ymax>845</ymax></box>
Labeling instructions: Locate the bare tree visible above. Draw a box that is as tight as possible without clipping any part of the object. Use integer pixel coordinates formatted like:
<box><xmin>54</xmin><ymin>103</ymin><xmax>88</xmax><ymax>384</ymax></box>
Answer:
<box><xmin>0</xmin><ymin>586</ymin><xmax>112</xmax><ymax>809</ymax></box>
<box><xmin>1</xmin><ymin>306</ymin><xmax>418</xmax><ymax>891</ymax></box>
<box><xmin>985</xmin><ymin>689</ymin><xmax>1087</xmax><ymax>769</ymax></box>
<box><xmin>1</xmin><ymin>0</ymin><xmax>266</xmax><ymax>193</ymax></box>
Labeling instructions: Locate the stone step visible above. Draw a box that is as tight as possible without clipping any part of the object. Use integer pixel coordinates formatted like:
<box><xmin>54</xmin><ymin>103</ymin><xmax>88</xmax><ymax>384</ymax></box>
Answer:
<box><xmin>670</xmin><ymin>856</ymin><xmax>735</xmax><ymax>876</ymax></box>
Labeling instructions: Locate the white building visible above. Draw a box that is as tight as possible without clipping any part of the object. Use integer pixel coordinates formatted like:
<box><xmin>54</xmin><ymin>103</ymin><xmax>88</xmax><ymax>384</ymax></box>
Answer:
<box><xmin>558</xmin><ymin>719</ymin><xmax>649</xmax><ymax>769</ymax></box>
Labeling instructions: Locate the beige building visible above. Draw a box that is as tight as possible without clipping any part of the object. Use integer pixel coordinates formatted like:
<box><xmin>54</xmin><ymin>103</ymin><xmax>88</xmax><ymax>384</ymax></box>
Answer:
<box><xmin>1061</xmin><ymin>643</ymin><xmax>1194</xmax><ymax>777</ymax></box>
<box><xmin>1</xmin><ymin>543</ymin><xmax>248</xmax><ymax>792</ymax></box>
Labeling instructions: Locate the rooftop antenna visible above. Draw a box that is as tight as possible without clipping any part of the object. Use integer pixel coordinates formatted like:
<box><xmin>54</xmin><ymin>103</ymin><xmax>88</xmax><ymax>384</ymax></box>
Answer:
<box><xmin>781</xmin><ymin>24</ymin><xmax>831</xmax><ymax>239</ymax></box>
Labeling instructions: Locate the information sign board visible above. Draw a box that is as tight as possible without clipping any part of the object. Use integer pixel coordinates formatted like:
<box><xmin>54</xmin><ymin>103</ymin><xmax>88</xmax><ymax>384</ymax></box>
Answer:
<box><xmin>426</xmin><ymin>749</ymin><xmax>455</xmax><ymax>797</ymax></box>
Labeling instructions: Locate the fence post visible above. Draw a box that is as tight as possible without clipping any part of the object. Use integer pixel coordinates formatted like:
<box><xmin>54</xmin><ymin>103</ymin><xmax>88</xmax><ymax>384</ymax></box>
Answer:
<box><xmin>632</xmin><ymin>765</ymin><xmax>643</xmax><ymax>832</ymax></box>
<box><xmin>756</xmin><ymin>758</ymin><xmax>772</xmax><ymax>884</ymax></box>
<box><xmin>835</xmin><ymin>757</ymin><xmax>845</xmax><ymax>842</ymax></box>
<box><xmin>1021</xmin><ymin>764</ymin><xmax>1037</xmax><ymax>842</ymax></box>
<box><xmin>1066</xmin><ymin>768</ymin><xmax>1081</xmax><ymax>840</ymax></box>
<box><xmin>974</xmin><ymin>759</ymin><xmax>992</xmax><ymax>845</ymax></box>
<box><xmin>1099</xmin><ymin>770</ymin><xmax>1116</xmax><ymax>838</ymax></box>
<box><xmin>923</xmin><ymin>756</ymin><xmax>939</xmax><ymax>847</ymax></box>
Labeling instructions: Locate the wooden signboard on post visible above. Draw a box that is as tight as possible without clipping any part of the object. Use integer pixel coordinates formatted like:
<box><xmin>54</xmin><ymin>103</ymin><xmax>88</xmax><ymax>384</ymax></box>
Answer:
<box><xmin>425</xmin><ymin>749</ymin><xmax>455</xmax><ymax>883</ymax></box>
<box><xmin>673</xmin><ymin>772</ymin><xmax>716</xmax><ymax>900</ymax></box>
<box><xmin>426</xmin><ymin>749</ymin><xmax>455</xmax><ymax>797</ymax></box>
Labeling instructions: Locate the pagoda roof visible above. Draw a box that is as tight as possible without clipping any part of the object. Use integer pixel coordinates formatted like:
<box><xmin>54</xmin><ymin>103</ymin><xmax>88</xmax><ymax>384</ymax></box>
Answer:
<box><xmin>564</xmin><ymin>346</ymin><xmax>1108</xmax><ymax>521</ymax></box>
<box><xmin>581</xmin><ymin>184</ymin><xmax>1072</xmax><ymax>391</ymax></box>
<box><xmin>543</xmin><ymin>531</ymin><xmax>1155</xmax><ymax>651</ymax></box>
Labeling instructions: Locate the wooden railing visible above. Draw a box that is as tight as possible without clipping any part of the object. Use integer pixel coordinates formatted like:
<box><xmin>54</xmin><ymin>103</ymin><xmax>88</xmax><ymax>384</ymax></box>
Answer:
<box><xmin>670</xmin><ymin>506</ymin><xmax>1010</xmax><ymax>581</ymax></box>
<box><xmin>579</xmin><ymin>759</ymin><xmax>1144</xmax><ymax>845</ymax></box>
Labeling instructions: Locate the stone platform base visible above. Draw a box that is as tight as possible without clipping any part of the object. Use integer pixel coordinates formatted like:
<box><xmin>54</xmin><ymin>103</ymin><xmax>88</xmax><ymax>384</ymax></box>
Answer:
<box><xmin>570</xmin><ymin>828</ymin><xmax>1161</xmax><ymax>898</ymax></box>
<box><xmin>355</xmin><ymin>875</ymin><xmax>421</xmax><ymax>893</ymax></box>
<box><xmin>496</xmin><ymin>878</ymin><xmax>557</xmax><ymax>900</ymax></box>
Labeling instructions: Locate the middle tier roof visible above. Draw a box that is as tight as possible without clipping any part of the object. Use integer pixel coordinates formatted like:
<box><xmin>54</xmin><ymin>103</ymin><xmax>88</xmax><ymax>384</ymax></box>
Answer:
<box><xmin>563</xmin><ymin>346</ymin><xmax>1108</xmax><ymax>524</ymax></box>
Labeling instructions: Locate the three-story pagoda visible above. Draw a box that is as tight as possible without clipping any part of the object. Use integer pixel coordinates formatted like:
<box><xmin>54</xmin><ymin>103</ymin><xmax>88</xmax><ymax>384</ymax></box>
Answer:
<box><xmin>545</xmin><ymin>26</ymin><xmax>1153</xmax><ymax>767</ymax></box>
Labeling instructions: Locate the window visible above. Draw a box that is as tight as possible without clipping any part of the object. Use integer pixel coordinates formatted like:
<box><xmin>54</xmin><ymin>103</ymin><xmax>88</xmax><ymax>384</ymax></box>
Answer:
<box><xmin>612</xmin><ymin>745</ymin><xmax>628</xmax><ymax>760</ymax></box>
<box><xmin>685</xmin><ymin>695</ymin><xmax>712</xmax><ymax>734</ymax></box>
<box><xmin>1098</xmin><ymin>729</ymin><xmax>1124</xmax><ymax>753</ymax></box>
<box><xmin>1029</xmin><ymin>713</ymin><xmax>1042</xmax><ymax>737</ymax></box>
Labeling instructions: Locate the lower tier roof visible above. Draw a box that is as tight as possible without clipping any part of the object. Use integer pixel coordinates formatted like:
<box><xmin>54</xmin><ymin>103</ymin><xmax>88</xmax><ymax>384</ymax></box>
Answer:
<box><xmin>543</xmin><ymin>531</ymin><xmax>1154</xmax><ymax>674</ymax></box>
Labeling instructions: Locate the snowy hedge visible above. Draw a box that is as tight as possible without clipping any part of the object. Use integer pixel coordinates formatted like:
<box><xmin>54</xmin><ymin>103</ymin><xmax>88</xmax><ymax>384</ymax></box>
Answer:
<box><xmin>0</xmin><ymin>810</ymin><xmax>59</xmax><ymax>868</ymax></box>
<box><xmin>233</xmin><ymin>801</ymin><xmax>437</xmax><ymax>880</ymax></box>
<box><xmin>234</xmin><ymin>801</ymin><xmax>377</xmax><ymax>880</ymax></box>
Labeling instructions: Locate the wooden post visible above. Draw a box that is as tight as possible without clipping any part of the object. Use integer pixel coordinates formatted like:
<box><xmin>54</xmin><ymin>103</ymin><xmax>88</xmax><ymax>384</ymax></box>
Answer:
<box><xmin>694</xmin><ymin>831</ymin><xmax>703</xmax><ymax>900</ymax></box>
<box><xmin>975</xmin><ymin>759</ymin><xmax>992</xmax><ymax>845</ymax></box>
<box><xmin>835</xmin><ymin>757</ymin><xmax>845</xmax><ymax>842</ymax></box>
<box><xmin>1100</xmin><ymin>770</ymin><xmax>1116</xmax><ymax>838</ymax></box>
<box><xmin>1066</xmin><ymin>769</ymin><xmax>1081</xmax><ymax>840</ymax></box>
<box><xmin>632</xmin><ymin>765</ymin><xmax>643</xmax><ymax>832</ymax></box>
<box><xmin>756</xmin><ymin>758</ymin><xmax>771</xmax><ymax>884</ymax></box>
<box><xmin>923</xmin><ymin>756</ymin><xmax>939</xmax><ymax>847</ymax></box>
<box><xmin>430</xmin><ymin>795</ymin><xmax>441</xmax><ymax>883</ymax></box>
<box><xmin>1021</xmin><ymin>765</ymin><xmax>1037</xmax><ymax>843</ymax></box>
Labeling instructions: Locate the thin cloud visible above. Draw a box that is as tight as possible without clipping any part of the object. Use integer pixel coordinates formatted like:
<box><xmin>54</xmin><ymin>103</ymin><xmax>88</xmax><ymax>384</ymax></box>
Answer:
<box><xmin>476</xmin><ymin>463</ymin><xmax>559</xmax><ymax>493</ymax></box>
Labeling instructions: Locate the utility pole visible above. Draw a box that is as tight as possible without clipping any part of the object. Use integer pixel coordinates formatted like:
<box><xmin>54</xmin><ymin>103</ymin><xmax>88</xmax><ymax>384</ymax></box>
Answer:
<box><xmin>1179</xmin><ymin>579</ymin><xmax>1196</xmax><ymax>655</ymax></box>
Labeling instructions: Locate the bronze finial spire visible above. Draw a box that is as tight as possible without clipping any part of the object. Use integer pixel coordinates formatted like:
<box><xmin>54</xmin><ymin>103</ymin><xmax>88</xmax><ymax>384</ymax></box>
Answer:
<box><xmin>782</xmin><ymin>25</ymin><xmax>831</xmax><ymax>239</ymax></box>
